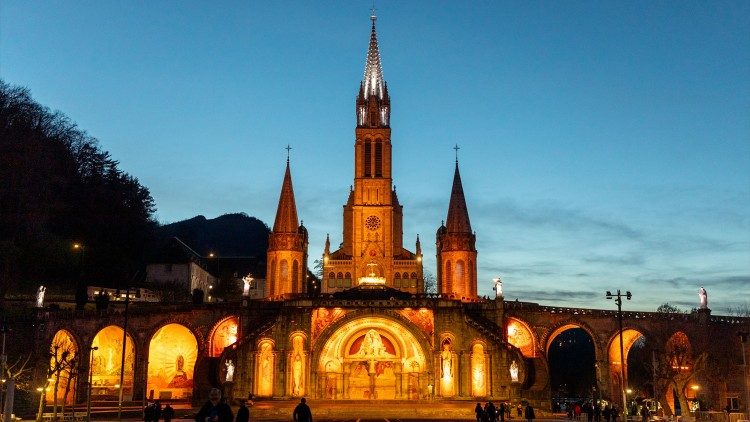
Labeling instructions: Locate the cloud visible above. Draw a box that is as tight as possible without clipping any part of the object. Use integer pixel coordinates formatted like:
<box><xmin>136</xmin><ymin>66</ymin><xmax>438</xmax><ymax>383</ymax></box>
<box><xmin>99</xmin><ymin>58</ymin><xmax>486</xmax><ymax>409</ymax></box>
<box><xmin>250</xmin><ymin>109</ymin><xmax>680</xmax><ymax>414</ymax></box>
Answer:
<box><xmin>504</xmin><ymin>289</ymin><xmax>600</xmax><ymax>303</ymax></box>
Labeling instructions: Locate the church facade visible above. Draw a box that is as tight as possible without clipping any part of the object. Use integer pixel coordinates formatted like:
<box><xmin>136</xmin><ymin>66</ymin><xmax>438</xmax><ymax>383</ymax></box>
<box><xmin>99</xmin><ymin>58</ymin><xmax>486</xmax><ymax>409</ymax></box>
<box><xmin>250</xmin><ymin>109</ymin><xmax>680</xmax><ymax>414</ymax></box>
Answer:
<box><xmin>32</xmin><ymin>15</ymin><xmax>749</xmax><ymax>416</ymax></box>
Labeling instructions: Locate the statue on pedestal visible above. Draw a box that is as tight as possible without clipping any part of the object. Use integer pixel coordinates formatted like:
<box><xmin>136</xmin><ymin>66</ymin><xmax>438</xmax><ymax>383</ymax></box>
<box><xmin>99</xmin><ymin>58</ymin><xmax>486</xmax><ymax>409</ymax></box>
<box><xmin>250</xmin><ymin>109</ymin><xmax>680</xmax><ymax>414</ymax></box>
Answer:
<box><xmin>493</xmin><ymin>278</ymin><xmax>503</xmax><ymax>299</ymax></box>
<box><xmin>698</xmin><ymin>286</ymin><xmax>708</xmax><ymax>309</ymax></box>
<box><xmin>225</xmin><ymin>359</ymin><xmax>235</xmax><ymax>382</ymax></box>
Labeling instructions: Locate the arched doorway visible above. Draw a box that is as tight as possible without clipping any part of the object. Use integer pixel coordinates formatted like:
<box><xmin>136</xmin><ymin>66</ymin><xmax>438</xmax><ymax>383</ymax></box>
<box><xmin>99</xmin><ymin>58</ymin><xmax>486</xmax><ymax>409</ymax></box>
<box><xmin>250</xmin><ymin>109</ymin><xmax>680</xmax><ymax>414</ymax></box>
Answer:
<box><xmin>90</xmin><ymin>325</ymin><xmax>135</xmax><ymax>399</ymax></box>
<box><xmin>209</xmin><ymin>316</ymin><xmax>239</xmax><ymax>357</ymax></box>
<box><xmin>316</xmin><ymin>316</ymin><xmax>430</xmax><ymax>400</ymax></box>
<box><xmin>507</xmin><ymin>317</ymin><xmax>537</xmax><ymax>358</ymax></box>
<box><xmin>47</xmin><ymin>330</ymin><xmax>78</xmax><ymax>406</ymax></box>
<box><xmin>147</xmin><ymin>323</ymin><xmax>198</xmax><ymax>400</ymax></box>
<box><xmin>608</xmin><ymin>328</ymin><xmax>646</xmax><ymax>409</ymax></box>
<box><xmin>547</xmin><ymin>324</ymin><xmax>597</xmax><ymax>400</ymax></box>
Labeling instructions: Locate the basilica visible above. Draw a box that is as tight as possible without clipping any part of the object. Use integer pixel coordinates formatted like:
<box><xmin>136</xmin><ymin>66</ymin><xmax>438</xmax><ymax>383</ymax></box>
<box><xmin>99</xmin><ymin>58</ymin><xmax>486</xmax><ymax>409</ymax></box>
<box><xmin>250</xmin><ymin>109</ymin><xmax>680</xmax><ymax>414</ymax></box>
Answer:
<box><xmin>35</xmin><ymin>14</ymin><xmax>749</xmax><ymax>415</ymax></box>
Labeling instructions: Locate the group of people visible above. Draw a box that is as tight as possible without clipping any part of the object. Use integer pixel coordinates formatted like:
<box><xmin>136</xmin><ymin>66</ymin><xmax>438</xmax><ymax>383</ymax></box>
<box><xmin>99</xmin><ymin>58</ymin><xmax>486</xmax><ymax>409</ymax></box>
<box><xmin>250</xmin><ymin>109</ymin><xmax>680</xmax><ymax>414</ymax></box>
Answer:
<box><xmin>143</xmin><ymin>400</ymin><xmax>175</xmax><ymax>422</ymax></box>
<box><xmin>475</xmin><ymin>401</ymin><xmax>536</xmax><ymax>422</ymax></box>
<box><xmin>555</xmin><ymin>401</ymin><xmax>623</xmax><ymax>422</ymax></box>
<box><xmin>191</xmin><ymin>388</ymin><xmax>312</xmax><ymax>422</ymax></box>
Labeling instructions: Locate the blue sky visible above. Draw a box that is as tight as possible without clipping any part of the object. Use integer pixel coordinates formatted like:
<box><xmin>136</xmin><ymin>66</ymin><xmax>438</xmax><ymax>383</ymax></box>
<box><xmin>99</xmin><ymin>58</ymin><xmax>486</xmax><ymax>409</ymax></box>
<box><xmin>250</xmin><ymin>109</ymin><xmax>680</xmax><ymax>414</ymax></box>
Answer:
<box><xmin>2</xmin><ymin>1</ymin><xmax>748</xmax><ymax>312</ymax></box>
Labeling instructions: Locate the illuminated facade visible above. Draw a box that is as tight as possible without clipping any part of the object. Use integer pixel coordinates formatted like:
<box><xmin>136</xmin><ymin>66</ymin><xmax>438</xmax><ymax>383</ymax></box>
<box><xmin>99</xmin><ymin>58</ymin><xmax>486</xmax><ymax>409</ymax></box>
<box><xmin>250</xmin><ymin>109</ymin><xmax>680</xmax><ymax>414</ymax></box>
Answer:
<box><xmin>34</xmin><ymin>13</ymin><xmax>749</xmax><ymax>415</ymax></box>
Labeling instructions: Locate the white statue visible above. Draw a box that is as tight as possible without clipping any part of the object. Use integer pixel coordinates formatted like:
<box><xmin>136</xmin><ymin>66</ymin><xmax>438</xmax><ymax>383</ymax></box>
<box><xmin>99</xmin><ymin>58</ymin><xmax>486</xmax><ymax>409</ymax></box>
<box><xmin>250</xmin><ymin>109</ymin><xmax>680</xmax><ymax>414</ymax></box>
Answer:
<box><xmin>510</xmin><ymin>360</ymin><xmax>519</xmax><ymax>382</ymax></box>
<box><xmin>493</xmin><ymin>278</ymin><xmax>503</xmax><ymax>299</ymax></box>
<box><xmin>440</xmin><ymin>341</ymin><xmax>454</xmax><ymax>396</ymax></box>
<box><xmin>36</xmin><ymin>285</ymin><xmax>46</xmax><ymax>308</ymax></box>
<box><xmin>242</xmin><ymin>275</ymin><xmax>253</xmax><ymax>297</ymax></box>
<box><xmin>698</xmin><ymin>286</ymin><xmax>708</xmax><ymax>309</ymax></box>
<box><xmin>224</xmin><ymin>359</ymin><xmax>235</xmax><ymax>382</ymax></box>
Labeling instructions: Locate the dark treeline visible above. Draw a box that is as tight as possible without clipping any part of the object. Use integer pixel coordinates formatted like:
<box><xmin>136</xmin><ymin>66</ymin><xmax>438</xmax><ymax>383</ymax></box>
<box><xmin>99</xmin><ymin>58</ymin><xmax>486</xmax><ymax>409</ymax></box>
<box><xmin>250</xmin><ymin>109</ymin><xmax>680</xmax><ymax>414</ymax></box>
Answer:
<box><xmin>0</xmin><ymin>80</ymin><xmax>156</xmax><ymax>298</ymax></box>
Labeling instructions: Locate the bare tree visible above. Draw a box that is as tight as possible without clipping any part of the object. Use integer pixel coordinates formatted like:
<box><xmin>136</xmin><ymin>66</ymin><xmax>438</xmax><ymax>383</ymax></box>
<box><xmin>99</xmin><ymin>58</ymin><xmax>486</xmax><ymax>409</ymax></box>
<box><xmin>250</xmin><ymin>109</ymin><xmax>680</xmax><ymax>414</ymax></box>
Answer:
<box><xmin>47</xmin><ymin>336</ymin><xmax>76</xmax><ymax>420</ymax></box>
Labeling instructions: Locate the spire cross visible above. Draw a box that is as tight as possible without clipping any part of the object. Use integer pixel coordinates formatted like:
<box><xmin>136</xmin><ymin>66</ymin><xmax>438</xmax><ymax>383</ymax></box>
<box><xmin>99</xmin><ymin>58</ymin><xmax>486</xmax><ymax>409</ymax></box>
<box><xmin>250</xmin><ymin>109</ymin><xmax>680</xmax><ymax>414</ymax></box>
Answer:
<box><xmin>453</xmin><ymin>144</ymin><xmax>460</xmax><ymax>163</ymax></box>
<box><xmin>370</xmin><ymin>2</ymin><xmax>377</xmax><ymax>21</ymax></box>
<box><xmin>285</xmin><ymin>144</ymin><xmax>292</xmax><ymax>162</ymax></box>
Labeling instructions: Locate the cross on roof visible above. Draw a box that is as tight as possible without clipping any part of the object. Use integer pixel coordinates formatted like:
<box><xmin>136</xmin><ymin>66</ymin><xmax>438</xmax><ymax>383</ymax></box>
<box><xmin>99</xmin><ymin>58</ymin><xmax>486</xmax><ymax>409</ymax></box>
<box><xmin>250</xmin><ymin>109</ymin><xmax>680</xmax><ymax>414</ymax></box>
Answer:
<box><xmin>285</xmin><ymin>144</ymin><xmax>292</xmax><ymax>162</ymax></box>
<box><xmin>370</xmin><ymin>2</ymin><xmax>377</xmax><ymax>21</ymax></box>
<box><xmin>453</xmin><ymin>144</ymin><xmax>460</xmax><ymax>163</ymax></box>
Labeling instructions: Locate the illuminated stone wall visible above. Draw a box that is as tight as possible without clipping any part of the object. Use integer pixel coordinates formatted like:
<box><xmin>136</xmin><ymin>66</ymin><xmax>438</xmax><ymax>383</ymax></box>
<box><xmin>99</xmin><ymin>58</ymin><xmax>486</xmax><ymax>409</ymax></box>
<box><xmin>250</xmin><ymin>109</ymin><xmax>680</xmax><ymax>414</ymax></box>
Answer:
<box><xmin>209</xmin><ymin>317</ymin><xmax>239</xmax><ymax>357</ymax></box>
<box><xmin>91</xmin><ymin>326</ymin><xmax>135</xmax><ymax>399</ymax></box>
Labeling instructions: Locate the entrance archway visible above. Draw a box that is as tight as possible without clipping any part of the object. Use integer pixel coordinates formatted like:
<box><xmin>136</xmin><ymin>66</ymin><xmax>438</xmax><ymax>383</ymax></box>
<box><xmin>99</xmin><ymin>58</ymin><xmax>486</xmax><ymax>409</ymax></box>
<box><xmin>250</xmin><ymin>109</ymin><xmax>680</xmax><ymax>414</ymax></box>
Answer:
<box><xmin>547</xmin><ymin>324</ymin><xmax>596</xmax><ymax>399</ymax></box>
<box><xmin>147</xmin><ymin>323</ymin><xmax>198</xmax><ymax>400</ymax></box>
<box><xmin>608</xmin><ymin>328</ymin><xmax>646</xmax><ymax>406</ymax></box>
<box><xmin>209</xmin><ymin>316</ymin><xmax>239</xmax><ymax>357</ymax></box>
<box><xmin>47</xmin><ymin>330</ymin><xmax>78</xmax><ymax>405</ymax></box>
<box><xmin>316</xmin><ymin>316</ymin><xmax>430</xmax><ymax>400</ymax></box>
<box><xmin>90</xmin><ymin>325</ymin><xmax>135</xmax><ymax>399</ymax></box>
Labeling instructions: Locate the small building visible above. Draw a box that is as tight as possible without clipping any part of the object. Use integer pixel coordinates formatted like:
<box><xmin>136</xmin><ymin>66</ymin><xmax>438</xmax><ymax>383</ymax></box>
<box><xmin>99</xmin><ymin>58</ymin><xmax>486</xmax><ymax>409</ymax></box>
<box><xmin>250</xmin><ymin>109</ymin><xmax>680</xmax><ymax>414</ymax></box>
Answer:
<box><xmin>145</xmin><ymin>237</ymin><xmax>216</xmax><ymax>296</ymax></box>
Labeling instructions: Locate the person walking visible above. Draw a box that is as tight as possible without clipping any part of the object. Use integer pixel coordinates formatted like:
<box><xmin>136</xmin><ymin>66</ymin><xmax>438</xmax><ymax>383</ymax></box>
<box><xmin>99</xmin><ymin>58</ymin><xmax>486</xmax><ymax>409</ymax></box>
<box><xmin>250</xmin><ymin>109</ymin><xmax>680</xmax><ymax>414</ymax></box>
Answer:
<box><xmin>499</xmin><ymin>402</ymin><xmax>506</xmax><ymax>422</ymax></box>
<box><xmin>476</xmin><ymin>403</ymin><xmax>485</xmax><ymax>422</ymax></box>
<box><xmin>162</xmin><ymin>404</ymin><xmax>175</xmax><ymax>422</ymax></box>
<box><xmin>235</xmin><ymin>400</ymin><xmax>249</xmax><ymax>422</ymax></box>
<box><xmin>488</xmin><ymin>401</ymin><xmax>498</xmax><ymax>422</ymax></box>
<box><xmin>293</xmin><ymin>398</ymin><xmax>313</xmax><ymax>422</ymax></box>
<box><xmin>525</xmin><ymin>403</ymin><xmax>536</xmax><ymax>422</ymax></box>
<box><xmin>195</xmin><ymin>388</ymin><xmax>234</xmax><ymax>422</ymax></box>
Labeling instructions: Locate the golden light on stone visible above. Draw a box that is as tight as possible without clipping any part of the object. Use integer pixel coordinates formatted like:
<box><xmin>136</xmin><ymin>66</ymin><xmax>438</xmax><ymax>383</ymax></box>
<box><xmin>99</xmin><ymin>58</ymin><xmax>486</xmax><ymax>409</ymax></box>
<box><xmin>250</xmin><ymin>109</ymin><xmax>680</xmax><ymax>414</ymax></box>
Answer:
<box><xmin>47</xmin><ymin>330</ymin><xmax>77</xmax><ymax>404</ymax></box>
<box><xmin>607</xmin><ymin>329</ymin><xmax>645</xmax><ymax>365</ymax></box>
<box><xmin>470</xmin><ymin>343</ymin><xmax>487</xmax><ymax>397</ymax></box>
<box><xmin>209</xmin><ymin>316</ymin><xmax>239</xmax><ymax>357</ymax></box>
<box><xmin>147</xmin><ymin>323</ymin><xmax>197</xmax><ymax>400</ymax></box>
<box><xmin>91</xmin><ymin>326</ymin><xmax>134</xmax><ymax>398</ymax></box>
<box><xmin>506</xmin><ymin>318</ymin><xmax>536</xmax><ymax>358</ymax></box>
<box><xmin>317</xmin><ymin>317</ymin><xmax>428</xmax><ymax>400</ymax></box>
<box><xmin>255</xmin><ymin>340</ymin><xmax>275</xmax><ymax>397</ymax></box>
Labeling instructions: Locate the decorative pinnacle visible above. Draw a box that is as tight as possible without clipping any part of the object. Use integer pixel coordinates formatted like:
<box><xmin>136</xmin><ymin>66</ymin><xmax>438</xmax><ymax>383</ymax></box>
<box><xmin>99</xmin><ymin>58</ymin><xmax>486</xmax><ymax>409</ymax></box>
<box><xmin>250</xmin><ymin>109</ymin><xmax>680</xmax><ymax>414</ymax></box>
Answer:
<box><xmin>285</xmin><ymin>144</ymin><xmax>292</xmax><ymax>163</ymax></box>
<box><xmin>370</xmin><ymin>3</ymin><xmax>377</xmax><ymax>22</ymax></box>
<box><xmin>453</xmin><ymin>144</ymin><xmax>460</xmax><ymax>163</ymax></box>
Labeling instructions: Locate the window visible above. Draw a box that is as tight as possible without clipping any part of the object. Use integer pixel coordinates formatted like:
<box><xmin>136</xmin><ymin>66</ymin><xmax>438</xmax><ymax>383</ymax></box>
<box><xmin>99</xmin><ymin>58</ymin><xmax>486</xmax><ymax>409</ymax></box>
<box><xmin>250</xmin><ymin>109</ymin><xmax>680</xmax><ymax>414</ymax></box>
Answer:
<box><xmin>328</xmin><ymin>279</ymin><xmax>335</xmax><ymax>288</ymax></box>
<box><xmin>337</xmin><ymin>272</ymin><xmax>343</xmax><ymax>279</ymax></box>
<box><xmin>375</xmin><ymin>142</ymin><xmax>382</xmax><ymax>177</ymax></box>
<box><xmin>394</xmin><ymin>279</ymin><xmax>401</xmax><ymax>288</ymax></box>
<box><xmin>345</xmin><ymin>272</ymin><xmax>351</xmax><ymax>280</ymax></box>
<box><xmin>364</xmin><ymin>142</ymin><xmax>371</xmax><ymax>177</ymax></box>
<box><xmin>727</xmin><ymin>397</ymin><xmax>739</xmax><ymax>411</ymax></box>
<box><xmin>328</xmin><ymin>272</ymin><xmax>335</xmax><ymax>280</ymax></box>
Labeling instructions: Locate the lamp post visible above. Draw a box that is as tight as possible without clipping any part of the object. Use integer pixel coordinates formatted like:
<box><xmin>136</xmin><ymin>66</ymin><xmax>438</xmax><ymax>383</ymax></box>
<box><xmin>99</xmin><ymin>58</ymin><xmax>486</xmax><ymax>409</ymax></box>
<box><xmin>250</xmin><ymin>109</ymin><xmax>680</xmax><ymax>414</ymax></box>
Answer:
<box><xmin>738</xmin><ymin>332</ymin><xmax>750</xmax><ymax>417</ymax></box>
<box><xmin>606</xmin><ymin>289</ymin><xmax>632</xmax><ymax>416</ymax></box>
<box><xmin>86</xmin><ymin>346</ymin><xmax>98</xmax><ymax>422</ymax></box>
<box><xmin>36</xmin><ymin>378</ymin><xmax>53</xmax><ymax>422</ymax></box>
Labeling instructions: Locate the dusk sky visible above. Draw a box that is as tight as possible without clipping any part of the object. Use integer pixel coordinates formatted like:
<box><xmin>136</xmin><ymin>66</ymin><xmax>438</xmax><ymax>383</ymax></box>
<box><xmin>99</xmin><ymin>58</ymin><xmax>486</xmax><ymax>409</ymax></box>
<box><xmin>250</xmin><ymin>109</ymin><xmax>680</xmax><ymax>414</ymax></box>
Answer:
<box><xmin>2</xmin><ymin>1</ymin><xmax>748</xmax><ymax>312</ymax></box>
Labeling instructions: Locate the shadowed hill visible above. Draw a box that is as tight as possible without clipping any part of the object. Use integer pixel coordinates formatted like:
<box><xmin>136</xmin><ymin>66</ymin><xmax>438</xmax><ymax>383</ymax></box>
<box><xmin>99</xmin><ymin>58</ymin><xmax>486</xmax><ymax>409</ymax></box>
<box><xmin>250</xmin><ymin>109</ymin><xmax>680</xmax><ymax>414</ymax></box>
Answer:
<box><xmin>154</xmin><ymin>213</ymin><xmax>270</xmax><ymax>258</ymax></box>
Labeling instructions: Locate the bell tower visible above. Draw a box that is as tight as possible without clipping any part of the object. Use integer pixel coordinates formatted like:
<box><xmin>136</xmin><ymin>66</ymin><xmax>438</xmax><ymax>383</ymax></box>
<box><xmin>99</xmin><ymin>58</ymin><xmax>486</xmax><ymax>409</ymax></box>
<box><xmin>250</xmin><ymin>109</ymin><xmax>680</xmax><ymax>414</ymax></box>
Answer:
<box><xmin>436</xmin><ymin>156</ymin><xmax>478</xmax><ymax>300</ymax></box>
<box><xmin>266</xmin><ymin>155</ymin><xmax>308</xmax><ymax>298</ymax></box>
<box><xmin>322</xmin><ymin>13</ymin><xmax>422</xmax><ymax>293</ymax></box>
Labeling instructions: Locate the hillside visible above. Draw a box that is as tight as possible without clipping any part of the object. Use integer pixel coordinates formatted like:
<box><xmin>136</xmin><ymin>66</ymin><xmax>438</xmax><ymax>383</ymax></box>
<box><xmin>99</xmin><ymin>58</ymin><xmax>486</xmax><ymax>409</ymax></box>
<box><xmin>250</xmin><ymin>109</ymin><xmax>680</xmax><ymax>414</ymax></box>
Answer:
<box><xmin>154</xmin><ymin>213</ymin><xmax>270</xmax><ymax>258</ymax></box>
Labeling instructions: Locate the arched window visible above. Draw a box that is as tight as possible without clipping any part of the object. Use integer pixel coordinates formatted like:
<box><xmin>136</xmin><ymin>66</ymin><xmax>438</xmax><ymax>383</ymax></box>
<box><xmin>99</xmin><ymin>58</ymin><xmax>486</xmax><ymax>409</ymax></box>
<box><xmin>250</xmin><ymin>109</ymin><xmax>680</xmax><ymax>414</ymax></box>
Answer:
<box><xmin>280</xmin><ymin>259</ymin><xmax>289</xmax><ymax>287</ymax></box>
<box><xmin>345</xmin><ymin>272</ymin><xmax>351</xmax><ymax>280</ymax></box>
<box><xmin>270</xmin><ymin>259</ymin><xmax>276</xmax><ymax>296</ymax></box>
<box><xmin>328</xmin><ymin>272</ymin><xmax>335</xmax><ymax>279</ymax></box>
<box><xmin>375</xmin><ymin>142</ymin><xmax>383</xmax><ymax>177</ymax></box>
<box><xmin>402</xmin><ymin>272</ymin><xmax>409</xmax><ymax>279</ymax></box>
<box><xmin>337</xmin><ymin>272</ymin><xmax>343</xmax><ymax>279</ymax></box>
<box><xmin>394</xmin><ymin>272</ymin><xmax>401</xmax><ymax>279</ymax></box>
<box><xmin>292</xmin><ymin>260</ymin><xmax>299</xmax><ymax>293</ymax></box>
<box><xmin>411</xmin><ymin>272</ymin><xmax>417</xmax><ymax>279</ymax></box>
<box><xmin>455</xmin><ymin>260</ymin><xmax>465</xmax><ymax>287</ymax></box>
<box><xmin>364</xmin><ymin>142</ymin><xmax>372</xmax><ymax>177</ymax></box>
<box><xmin>445</xmin><ymin>260</ymin><xmax>453</xmax><ymax>292</ymax></box>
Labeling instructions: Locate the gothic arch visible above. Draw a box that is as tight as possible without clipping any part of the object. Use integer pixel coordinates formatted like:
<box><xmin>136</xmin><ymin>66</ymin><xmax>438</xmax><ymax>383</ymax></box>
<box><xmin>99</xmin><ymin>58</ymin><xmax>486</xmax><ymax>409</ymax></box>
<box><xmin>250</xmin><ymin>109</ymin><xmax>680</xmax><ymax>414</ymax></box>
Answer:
<box><xmin>146</xmin><ymin>323</ymin><xmax>198</xmax><ymax>400</ymax></box>
<box><xmin>543</xmin><ymin>320</ymin><xmax>602</xmax><ymax>358</ymax></box>
<box><xmin>90</xmin><ymin>325</ymin><xmax>136</xmax><ymax>399</ymax></box>
<box><xmin>46</xmin><ymin>329</ymin><xmax>79</xmax><ymax>404</ymax></box>
<box><xmin>506</xmin><ymin>317</ymin><xmax>538</xmax><ymax>358</ymax></box>
<box><xmin>208</xmin><ymin>316</ymin><xmax>240</xmax><ymax>357</ymax></box>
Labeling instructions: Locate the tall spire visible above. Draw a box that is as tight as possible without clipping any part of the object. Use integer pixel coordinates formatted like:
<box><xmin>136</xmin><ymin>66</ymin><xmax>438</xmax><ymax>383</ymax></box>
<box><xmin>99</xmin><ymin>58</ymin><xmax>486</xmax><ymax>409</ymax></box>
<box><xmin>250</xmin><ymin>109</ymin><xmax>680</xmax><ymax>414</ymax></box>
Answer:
<box><xmin>445</xmin><ymin>162</ymin><xmax>472</xmax><ymax>234</ymax></box>
<box><xmin>272</xmin><ymin>159</ymin><xmax>300</xmax><ymax>233</ymax></box>
<box><xmin>363</xmin><ymin>11</ymin><xmax>385</xmax><ymax>99</ymax></box>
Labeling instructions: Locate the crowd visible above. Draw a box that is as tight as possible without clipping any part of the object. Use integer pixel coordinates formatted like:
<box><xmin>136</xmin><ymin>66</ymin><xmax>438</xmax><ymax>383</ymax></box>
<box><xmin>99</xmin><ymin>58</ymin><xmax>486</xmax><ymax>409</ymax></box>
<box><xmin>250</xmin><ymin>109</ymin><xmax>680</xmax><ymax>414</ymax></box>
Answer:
<box><xmin>475</xmin><ymin>401</ymin><xmax>536</xmax><ymax>422</ymax></box>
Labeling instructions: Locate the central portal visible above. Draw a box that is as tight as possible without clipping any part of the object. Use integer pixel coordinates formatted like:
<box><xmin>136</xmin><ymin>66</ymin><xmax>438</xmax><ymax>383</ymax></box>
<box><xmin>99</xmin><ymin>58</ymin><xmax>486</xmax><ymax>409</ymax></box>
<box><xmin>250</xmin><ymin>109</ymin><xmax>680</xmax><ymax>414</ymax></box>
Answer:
<box><xmin>317</xmin><ymin>316</ymin><xmax>430</xmax><ymax>400</ymax></box>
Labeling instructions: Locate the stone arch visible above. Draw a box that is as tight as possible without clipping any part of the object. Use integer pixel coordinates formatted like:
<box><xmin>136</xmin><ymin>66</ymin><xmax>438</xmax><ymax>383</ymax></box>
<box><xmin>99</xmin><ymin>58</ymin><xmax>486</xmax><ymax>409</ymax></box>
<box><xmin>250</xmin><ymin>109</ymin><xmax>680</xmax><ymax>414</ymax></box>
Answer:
<box><xmin>544</xmin><ymin>321</ymin><xmax>598</xmax><ymax>400</ymax></box>
<box><xmin>543</xmin><ymin>321</ymin><xmax>601</xmax><ymax>357</ymax></box>
<box><xmin>607</xmin><ymin>327</ymin><xmax>647</xmax><ymax>407</ymax></box>
<box><xmin>470</xmin><ymin>342</ymin><xmax>488</xmax><ymax>397</ymax></box>
<box><xmin>255</xmin><ymin>338</ymin><xmax>275</xmax><ymax>397</ymax></box>
<box><xmin>506</xmin><ymin>317</ymin><xmax>538</xmax><ymax>358</ymax></box>
<box><xmin>146</xmin><ymin>323</ymin><xmax>198</xmax><ymax>400</ymax></box>
<box><xmin>312</xmin><ymin>311</ymin><xmax>433</xmax><ymax>400</ymax></box>
<box><xmin>208</xmin><ymin>316</ymin><xmax>240</xmax><ymax>357</ymax></box>
<box><xmin>46</xmin><ymin>329</ymin><xmax>78</xmax><ymax>405</ymax></box>
<box><xmin>90</xmin><ymin>325</ymin><xmax>136</xmax><ymax>400</ymax></box>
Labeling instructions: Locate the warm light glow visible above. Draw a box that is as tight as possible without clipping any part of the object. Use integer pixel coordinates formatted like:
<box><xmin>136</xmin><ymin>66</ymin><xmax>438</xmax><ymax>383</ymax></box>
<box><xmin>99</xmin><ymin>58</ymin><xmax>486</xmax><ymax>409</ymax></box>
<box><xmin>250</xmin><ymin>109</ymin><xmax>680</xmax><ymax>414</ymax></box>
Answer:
<box><xmin>208</xmin><ymin>253</ymin><xmax>215</xmax><ymax>258</ymax></box>
<box><xmin>147</xmin><ymin>323</ymin><xmax>197</xmax><ymax>401</ymax></box>
<box><xmin>358</xmin><ymin>276</ymin><xmax>386</xmax><ymax>285</ymax></box>
<box><xmin>626</xmin><ymin>388</ymin><xmax>633</xmax><ymax>394</ymax></box>
<box><xmin>690</xmin><ymin>385</ymin><xmax>700</xmax><ymax>391</ymax></box>
<box><xmin>47</xmin><ymin>330</ymin><xmax>78</xmax><ymax>404</ymax></box>
<box><xmin>256</xmin><ymin>340</ymin><xmax>275</xmax><ymax>397</ymax></box>
<box><xmin>73</xmin><ymin>243</ymin><xmax>82</xmax><ymax>250</ymax></box>
<box><xmin>506</xmin><ymin>318</ymin><xmax>536</xmax><ymax>358</ymax></box>
<box><xmin>91</xmin><ymin>326</ymin><xmax>134</xmax><ymax>399</ymax></box>
<box><xmin>608</xmin><ymin>329</ymin><xmax>645</xmax><ymax>365</ymax></box>
<box><xmin>209</xmin><ymin>317</ymin><xmax>239</xmax><ymax>357</ymax></box>
<box><xmin>471</xmin><ymin>343</ymin><xmax>487</xmax><ymax>397</ymax></box>
<box><xmin>37</xmin><ymin>387</ymin><xmax>43</xmax><ymax>392</ymax></box>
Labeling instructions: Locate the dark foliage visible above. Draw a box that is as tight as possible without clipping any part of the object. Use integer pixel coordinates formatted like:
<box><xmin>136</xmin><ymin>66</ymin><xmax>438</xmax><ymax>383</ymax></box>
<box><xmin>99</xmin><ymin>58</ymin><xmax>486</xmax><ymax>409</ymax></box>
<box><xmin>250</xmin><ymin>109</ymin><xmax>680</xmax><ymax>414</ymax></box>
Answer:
<box><xmin>0</xmin><ymin>81</ymin><xmax>156</xmax><ymax>298</ymax></box>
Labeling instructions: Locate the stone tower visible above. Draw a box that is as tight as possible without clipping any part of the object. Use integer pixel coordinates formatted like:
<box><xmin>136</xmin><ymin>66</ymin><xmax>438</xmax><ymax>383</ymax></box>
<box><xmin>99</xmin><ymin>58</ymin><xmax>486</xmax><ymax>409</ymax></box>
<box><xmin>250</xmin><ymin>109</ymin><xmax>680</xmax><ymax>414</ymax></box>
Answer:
<box><xmin>323</xmin><ymin>14</ymin><xmax>423</xmax><ymax>293</ymax></box>
<box><xmin>436</xmin><ymin>161</ymin><xmax>478</xmax><ymax>300</ymax></box>
<box><xmin>266</xmin><ymin>158</ymin><xmax>308</xmax><ymax>298</ymax></box>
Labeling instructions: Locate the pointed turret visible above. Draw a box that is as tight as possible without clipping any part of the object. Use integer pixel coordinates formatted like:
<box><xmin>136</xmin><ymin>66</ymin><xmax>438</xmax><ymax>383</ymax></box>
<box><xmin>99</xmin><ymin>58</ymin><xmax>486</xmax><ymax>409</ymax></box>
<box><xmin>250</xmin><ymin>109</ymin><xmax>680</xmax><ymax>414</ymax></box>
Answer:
<box><xmin>272</xmin><ymin>160</ymin><xmax>300</xmax><ymax>233</ymax></box>
<box><xmin>363</xmin><ymin>14</ymin><xmax>385</xmax><ymax>100</ymax></box>
<box><xmin>266</xmin><ymin>157</ymin><xmax>308</xmax><ymax>298</ymax></box>
<box><xmin>445</xmin><ymin>162</ymin><xmax>473</xmax><ymax>234</ymax></box>
<box><xmin>436</xmin><ymin>158</ymin><xmax>477</xmax><ymax>300</ymax></box>
<box><xmin>416</xmin><ymin>234</ymin><xmax>422</xmax><ymax>256</ymax></box>
<box><xmin>324</xmin><ymin>234</ymin><xmax>331</xmax><ymax>256</ymax></box>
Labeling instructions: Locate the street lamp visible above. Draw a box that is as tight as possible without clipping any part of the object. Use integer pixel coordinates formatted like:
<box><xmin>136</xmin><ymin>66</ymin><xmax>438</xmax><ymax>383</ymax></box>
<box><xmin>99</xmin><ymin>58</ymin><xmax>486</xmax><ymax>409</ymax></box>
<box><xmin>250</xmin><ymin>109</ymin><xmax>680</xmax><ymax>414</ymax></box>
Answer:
<box><xmin>738</xmin><ymin>332</ymin><xmax>750</xmax><ymax>417</ymax></box>
<box><xmin>606</xmin><ymin>289</ymin><xmax>632</xmax><ymax>416</ymax></box>
<box><xmin>86</xmin><ymin>346</ymin><xmax>98</xmax><ymax>422</ymax></box>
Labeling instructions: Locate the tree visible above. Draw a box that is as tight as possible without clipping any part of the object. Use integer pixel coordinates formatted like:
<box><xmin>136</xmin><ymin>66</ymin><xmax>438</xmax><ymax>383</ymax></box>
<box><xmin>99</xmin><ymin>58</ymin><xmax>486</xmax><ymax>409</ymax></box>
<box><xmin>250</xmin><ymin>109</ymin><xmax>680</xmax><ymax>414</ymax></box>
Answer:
<box><xmin>312</xmin><ymin>259</ymin><xmax>324</xmax><ymax>279</ymax></box>
<box><xmin>656</xmin><ymin>303</ymin><xmax>684</xmax><ymax>314</ymax></box>
<box><xmin>47</xmin><ymin>336</ymin><xmax>77</xmax><ymax>419</ymax></box>
<box><xmin>423</xmin><ymin>269</ymin><xmax>437</xmax><ymax>294</ymax></box>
